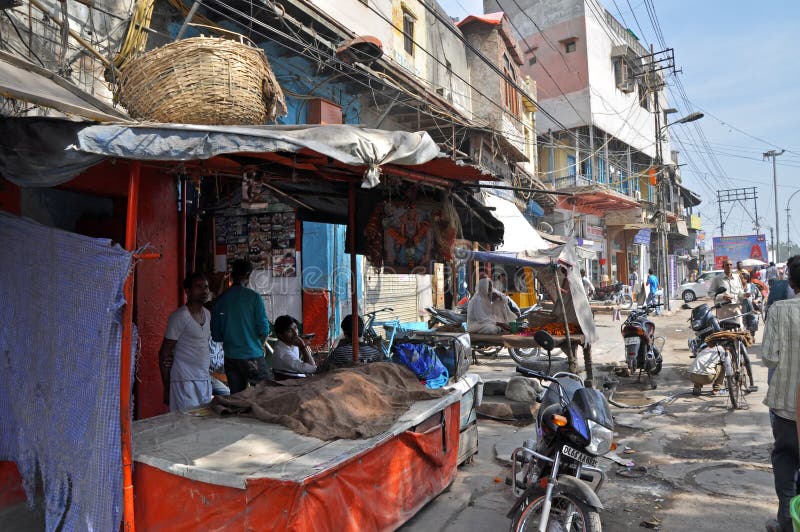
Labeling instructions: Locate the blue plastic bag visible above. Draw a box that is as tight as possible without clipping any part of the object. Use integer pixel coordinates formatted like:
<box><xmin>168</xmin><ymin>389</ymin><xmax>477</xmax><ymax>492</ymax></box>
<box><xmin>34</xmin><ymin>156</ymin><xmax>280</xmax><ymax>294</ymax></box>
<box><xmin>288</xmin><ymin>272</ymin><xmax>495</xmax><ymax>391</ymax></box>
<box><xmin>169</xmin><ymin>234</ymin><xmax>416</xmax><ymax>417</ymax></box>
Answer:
<box><xmin>395</xmin><ymin>343</ymin><xmax>449</xmax><ymax>389</ymax></box>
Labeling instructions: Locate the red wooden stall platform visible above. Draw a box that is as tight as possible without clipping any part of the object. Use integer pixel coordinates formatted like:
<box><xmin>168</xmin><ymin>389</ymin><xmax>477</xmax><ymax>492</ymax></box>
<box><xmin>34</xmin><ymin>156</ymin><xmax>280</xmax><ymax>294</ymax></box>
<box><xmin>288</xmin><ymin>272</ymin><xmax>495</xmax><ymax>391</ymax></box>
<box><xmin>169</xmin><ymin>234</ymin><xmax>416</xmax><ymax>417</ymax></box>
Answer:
<box><xmin>132</xmin><ymin>377</ymin><xmax>478</xmax><ymax>531</ymax></box>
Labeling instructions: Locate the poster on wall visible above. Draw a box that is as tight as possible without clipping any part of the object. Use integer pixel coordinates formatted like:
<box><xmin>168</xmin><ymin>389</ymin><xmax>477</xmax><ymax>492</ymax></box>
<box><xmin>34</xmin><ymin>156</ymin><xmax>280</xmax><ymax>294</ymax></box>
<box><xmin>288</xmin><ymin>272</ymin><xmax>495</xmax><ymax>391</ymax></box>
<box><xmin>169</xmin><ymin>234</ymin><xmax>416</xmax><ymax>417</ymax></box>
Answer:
<box><xmin>668</xmin><ymin>254</ymin><xmax>678</xmax><ymax>298</ymax></box>
<box><xmin>363</xmin><ymin>198</ymin><xmax>459</xmax><ymax>274</ymax></box>
<box><xmin>215</xmin><ymin>190</ymin><xmax>296</xmax><ymax>275</ymax></box>
<box><xmin>712</xmin><ymin>234</ymin><xmax>767</xmax><ymax>268</ymax></box>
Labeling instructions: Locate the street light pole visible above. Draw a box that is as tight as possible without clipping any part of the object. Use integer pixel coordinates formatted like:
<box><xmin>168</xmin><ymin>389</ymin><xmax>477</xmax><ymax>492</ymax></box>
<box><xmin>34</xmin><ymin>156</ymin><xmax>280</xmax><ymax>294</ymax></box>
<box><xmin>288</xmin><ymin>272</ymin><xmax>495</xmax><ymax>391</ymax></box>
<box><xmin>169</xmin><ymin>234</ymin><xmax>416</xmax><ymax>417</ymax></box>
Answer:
<box><xmin>655</xmin><ymin>109</ymin><xmax>703</xmax><ymax>311</ymax></box>
<box><xmin>787</xmin><ymin>189</ymin><xmax>800</xmax><ymax>249</ymax></box>
<box><xmin>764</xmin><ymin>149</ymin><xmax>785</xmax><ymax>262</ymax></box>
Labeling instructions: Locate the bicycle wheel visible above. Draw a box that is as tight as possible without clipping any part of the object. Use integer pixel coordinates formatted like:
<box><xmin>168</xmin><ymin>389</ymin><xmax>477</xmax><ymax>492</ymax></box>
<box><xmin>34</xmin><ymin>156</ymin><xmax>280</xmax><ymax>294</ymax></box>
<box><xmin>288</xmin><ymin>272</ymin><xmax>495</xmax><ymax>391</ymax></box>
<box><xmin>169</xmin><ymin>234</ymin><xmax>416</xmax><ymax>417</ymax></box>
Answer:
<box><xmin>725</xmin><ymin>344</ymin><xmax>747</xmax><ymax>409</ymax></box>
<box><xmin>725</xmin><ymin>375</ymin><xmax>738</xmax><ymax>409</ymax></box>
<box><xmin>733</xmin><ymin>344</ymin><xmax>749</xmax><ymax>408</ymax></box>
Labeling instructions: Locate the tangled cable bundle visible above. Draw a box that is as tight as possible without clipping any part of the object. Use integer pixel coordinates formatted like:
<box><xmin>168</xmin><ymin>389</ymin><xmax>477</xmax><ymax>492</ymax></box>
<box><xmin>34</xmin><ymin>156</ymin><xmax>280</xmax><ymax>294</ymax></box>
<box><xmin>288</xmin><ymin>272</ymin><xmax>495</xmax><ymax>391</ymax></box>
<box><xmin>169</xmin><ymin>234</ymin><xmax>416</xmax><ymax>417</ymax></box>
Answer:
<box><xmin>115</xmin><ymin>35</ymin><xmax>287</xmax><ymax>125</ymax></box>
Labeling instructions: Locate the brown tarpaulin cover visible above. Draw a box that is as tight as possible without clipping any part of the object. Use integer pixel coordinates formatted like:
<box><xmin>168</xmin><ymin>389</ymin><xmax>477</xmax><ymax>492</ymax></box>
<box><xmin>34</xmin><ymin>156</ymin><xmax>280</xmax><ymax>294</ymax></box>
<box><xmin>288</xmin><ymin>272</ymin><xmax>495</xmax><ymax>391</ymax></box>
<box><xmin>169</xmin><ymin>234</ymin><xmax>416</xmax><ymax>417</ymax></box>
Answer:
<box><xmin>210</xmin><ymin>362</ymin><xmax>445</xmax><ymax>440</ymax></box>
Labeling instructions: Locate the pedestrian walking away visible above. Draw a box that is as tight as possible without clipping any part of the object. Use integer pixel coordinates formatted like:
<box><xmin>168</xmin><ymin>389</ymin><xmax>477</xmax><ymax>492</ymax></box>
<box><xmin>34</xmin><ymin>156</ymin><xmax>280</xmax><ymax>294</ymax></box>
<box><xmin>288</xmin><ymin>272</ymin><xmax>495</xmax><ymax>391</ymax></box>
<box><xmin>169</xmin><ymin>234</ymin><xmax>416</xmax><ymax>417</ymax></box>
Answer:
<box><xmin>211</xmin><ymin>259</ymin><xmax>271</xmax><ymax>394</ymax></box>
<box><xmin>646</xmin><ymin>269</ymin><xmax>660</xmax><ymax>315</ymax></box>
<box><xmin>762</xmin><ymin>260</ymin><xmax>800</xmax><ymax>532</ymax></box>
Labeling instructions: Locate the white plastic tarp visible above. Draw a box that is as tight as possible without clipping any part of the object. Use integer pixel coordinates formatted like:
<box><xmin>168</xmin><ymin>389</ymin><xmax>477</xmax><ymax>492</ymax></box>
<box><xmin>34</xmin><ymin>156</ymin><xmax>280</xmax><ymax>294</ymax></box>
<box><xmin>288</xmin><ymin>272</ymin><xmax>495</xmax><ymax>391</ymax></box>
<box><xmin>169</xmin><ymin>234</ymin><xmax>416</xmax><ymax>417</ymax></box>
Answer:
<box><xmin>482</xmin><ymin>193</ymin><xmax>550</xmax><ymax>253</ymax></box>
<box><xmin>0</xmin><ymin>119</ymin><xmax>441</xmax><ymax>188</ymax></box>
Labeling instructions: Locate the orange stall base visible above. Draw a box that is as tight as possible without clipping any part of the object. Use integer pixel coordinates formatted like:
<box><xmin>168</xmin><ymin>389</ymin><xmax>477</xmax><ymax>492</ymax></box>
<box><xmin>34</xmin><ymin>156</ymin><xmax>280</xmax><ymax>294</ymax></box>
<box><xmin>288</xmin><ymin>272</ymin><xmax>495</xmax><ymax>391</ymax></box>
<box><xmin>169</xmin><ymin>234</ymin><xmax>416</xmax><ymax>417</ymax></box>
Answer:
<box><xmin>132</xmin><ymin>378</ymin><xmax>478</xmax><ymax>531</ymax></box>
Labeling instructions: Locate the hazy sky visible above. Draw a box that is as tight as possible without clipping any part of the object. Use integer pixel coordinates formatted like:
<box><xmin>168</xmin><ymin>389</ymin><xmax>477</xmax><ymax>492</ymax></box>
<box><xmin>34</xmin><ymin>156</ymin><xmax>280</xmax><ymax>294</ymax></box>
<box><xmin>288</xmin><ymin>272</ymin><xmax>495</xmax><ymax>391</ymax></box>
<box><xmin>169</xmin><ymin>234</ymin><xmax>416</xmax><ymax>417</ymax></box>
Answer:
<box><xmin>438</xmin><ymin>0</ymin><xmax>800</xmax><ymax>243</ymax></box>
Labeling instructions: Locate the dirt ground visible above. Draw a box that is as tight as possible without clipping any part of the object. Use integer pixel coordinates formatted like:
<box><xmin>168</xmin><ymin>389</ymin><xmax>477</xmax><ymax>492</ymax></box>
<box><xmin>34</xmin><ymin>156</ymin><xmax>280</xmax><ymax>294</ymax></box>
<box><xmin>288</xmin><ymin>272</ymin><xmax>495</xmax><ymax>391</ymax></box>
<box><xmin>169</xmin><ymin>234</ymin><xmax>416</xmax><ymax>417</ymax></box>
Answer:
<box><xmin>403</xmin><ymin>303</ymin><xmax>777</xmax><ymax>532</ymax></box>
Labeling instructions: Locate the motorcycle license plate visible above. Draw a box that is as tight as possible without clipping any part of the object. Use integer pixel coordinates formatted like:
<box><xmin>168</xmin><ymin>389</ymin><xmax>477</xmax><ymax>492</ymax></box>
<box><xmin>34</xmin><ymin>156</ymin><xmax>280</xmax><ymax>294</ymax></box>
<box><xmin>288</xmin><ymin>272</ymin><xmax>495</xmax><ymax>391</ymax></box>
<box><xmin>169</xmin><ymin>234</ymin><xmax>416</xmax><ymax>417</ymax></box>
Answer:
<box><xmin>624</xmin><ymin>337</ymin><xmax>640</xmax><ymax>346</ymax></box>
<box><xmin>562</xmin><ymin>445</ymin><xmax>598</xmax><ymax>468</ymax></box>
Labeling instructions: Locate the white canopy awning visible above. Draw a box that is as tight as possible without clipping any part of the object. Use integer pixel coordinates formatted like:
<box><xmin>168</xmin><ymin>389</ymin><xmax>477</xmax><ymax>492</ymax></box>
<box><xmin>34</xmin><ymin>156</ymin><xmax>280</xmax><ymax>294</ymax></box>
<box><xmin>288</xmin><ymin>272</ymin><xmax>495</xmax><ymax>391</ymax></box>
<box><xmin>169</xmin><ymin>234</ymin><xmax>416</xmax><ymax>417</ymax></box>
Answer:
<box><xmin>483</xmin><ymin>193</ymin><xmax>550</xmax><ymax>253</ymax></box>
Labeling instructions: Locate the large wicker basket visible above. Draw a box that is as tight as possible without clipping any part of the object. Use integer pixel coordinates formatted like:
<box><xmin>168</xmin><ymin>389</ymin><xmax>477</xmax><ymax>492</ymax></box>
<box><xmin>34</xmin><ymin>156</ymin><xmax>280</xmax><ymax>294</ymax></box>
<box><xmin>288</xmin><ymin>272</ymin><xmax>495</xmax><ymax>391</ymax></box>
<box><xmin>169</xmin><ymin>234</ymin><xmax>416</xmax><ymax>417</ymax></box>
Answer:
<box><xmin>115</xmin><ymin>35</ymin><xmax>286</xmax><ymax>125</ymax></box>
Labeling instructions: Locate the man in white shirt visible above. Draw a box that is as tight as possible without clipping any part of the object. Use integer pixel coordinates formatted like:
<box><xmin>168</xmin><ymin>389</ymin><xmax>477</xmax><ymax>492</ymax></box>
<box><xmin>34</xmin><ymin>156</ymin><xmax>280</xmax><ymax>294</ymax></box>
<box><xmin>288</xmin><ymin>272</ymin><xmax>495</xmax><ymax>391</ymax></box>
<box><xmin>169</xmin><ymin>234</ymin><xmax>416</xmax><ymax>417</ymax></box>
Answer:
<box><xmin>271</xmin><ymin>315</ymin><xmax>317</xmax><ymax>378</ymax></box>
<box><xmin>709</xmin><ymin>259</ymin><xmax>750</xmax><ymax>328</ymax></box>
<box><xmin>688</xmin><ymin>347</ymin><xmax>725</xmax><ymax>396</ymax></box>
<box><xmin>580</xmin><ymin>269</ymin><xmax>595</xmax><ymax>299</ymax></box>
<box><xmin>763</xmin><ymin>261</ymin><xmax>800</xmax><ymax>532</ymax></box>
<box><xmin>159</xmin><ymin>273</ymin><xmax>213</xmax><ymax>412</ymax></box>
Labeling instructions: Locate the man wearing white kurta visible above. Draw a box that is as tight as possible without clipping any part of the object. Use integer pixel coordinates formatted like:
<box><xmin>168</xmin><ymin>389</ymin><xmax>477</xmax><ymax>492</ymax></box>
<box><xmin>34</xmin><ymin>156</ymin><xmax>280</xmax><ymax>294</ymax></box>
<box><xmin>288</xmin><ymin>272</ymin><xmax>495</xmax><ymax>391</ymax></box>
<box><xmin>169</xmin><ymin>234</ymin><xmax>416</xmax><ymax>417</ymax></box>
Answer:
<box><xmin>467</xmin><ymin>278</ymin><xmax>517</xmax><ymax>334</ymax></box>
<box><xmin>159</xmin><ymin>273</ymin><xmax>213</xmax><ymax>412</ymax></box>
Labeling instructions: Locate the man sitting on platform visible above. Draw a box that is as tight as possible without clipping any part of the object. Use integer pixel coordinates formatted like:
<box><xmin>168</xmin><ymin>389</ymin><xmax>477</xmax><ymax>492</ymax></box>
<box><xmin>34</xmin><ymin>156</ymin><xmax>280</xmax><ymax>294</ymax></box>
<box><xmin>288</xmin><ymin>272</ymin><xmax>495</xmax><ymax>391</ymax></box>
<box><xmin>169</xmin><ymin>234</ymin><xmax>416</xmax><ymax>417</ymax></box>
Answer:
<box><xmin>324</xmin><ymin>314</ymin><xmax>384</xmax><ymax>370</ymax></box>
<box><xmin>272</xmin><ymin>315</ymin><xmax>317</xmax><ymax>379</ymax></box>
<box><xmin>467</xmin><ymin>278</ymin><xmax>516</xmax><ymax>334</ymax></box>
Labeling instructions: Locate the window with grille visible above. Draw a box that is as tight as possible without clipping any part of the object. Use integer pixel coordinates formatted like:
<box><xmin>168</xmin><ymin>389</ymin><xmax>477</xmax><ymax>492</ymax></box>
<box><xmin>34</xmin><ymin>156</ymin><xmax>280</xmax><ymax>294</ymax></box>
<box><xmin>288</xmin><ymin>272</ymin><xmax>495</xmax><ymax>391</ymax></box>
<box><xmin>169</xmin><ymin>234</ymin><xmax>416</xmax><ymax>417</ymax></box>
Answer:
<box><xmin>613</xmin><ymin>58</ymin><xmax>635</xmax><ymax>92</ymax></box>
<box><xmin>403</xmin><ymin>10</ymin><xmax>415</xmax><ymax>56</ymax></box>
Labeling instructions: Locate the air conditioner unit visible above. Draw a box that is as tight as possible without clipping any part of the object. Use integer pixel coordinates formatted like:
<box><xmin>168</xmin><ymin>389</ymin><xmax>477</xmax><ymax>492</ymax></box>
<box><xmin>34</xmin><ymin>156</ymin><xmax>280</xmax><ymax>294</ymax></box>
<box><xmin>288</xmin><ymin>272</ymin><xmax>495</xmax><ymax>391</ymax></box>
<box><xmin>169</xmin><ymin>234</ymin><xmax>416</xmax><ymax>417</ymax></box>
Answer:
<box><xmin>619</xmin><ymin>81</ymin><xmax>635</xmax><ymax>93</ymax></box>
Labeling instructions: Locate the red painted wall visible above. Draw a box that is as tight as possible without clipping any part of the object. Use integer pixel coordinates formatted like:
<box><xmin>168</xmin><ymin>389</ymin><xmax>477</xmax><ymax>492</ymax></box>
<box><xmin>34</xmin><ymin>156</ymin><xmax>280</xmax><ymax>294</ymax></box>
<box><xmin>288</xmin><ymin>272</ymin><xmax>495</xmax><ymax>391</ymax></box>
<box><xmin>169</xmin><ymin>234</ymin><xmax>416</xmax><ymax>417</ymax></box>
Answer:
<box><xmin>0</xmin><ymin>177</ymin><xmax>20</xmax><ymax>215</ymax></box>
<box><xmin>0</xmin><ymin>462</ymin><xmax>26</xmax><ymax>509</ymax></box>
<box><xmin>134</xmin><ymin>167</ymin><xmax>179</xmax><ymax>419</ymax></box>
<box><xmin>60</xmin><ymin>162</ymin><xmax>179</xmax><ymax>418</ymax></box>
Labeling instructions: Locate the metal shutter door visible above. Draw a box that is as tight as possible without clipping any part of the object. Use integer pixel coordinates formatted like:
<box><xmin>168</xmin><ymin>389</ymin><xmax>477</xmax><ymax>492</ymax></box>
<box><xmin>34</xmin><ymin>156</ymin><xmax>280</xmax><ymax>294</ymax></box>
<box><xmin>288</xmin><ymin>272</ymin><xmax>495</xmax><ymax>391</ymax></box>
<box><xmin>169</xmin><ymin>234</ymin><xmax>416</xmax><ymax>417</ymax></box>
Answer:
<box><xmin>364</xmin><ymin>267</ymin><xmax>420</xmax><ymax>324</ymax></box>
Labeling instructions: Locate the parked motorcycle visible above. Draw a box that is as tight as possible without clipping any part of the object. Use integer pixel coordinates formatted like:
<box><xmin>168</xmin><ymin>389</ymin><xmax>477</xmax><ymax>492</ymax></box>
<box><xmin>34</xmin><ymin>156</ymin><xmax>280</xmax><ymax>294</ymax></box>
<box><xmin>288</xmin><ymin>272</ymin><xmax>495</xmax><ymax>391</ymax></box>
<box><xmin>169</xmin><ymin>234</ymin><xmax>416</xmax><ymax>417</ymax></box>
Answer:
<box><xmin>508</xmin><ymin>332</ymin><xmax>612</xmax><ymax>532</ymax></box>
<box><xmin>620</xmin><ymin>305</ymin><xmax>664</xmax><ymax>389</ymax></box>
<box><xmin>686</xmin><ymin>302</ymin><xmax>720</xmax><ymax>356</ymax></box>
<box><xmin>426</xmin><ymin>306</ymin><xmax>467</xmax><ymax>329</ymax></box>
<box><xmin>592</xmin><ymin>282</ymin><xmax>633</xmax><ymax>309</ymax></box>
<box><xmin>426</xmin><ymin>304</ymin><xmax>543</xmax><ymax>363</ymax></box>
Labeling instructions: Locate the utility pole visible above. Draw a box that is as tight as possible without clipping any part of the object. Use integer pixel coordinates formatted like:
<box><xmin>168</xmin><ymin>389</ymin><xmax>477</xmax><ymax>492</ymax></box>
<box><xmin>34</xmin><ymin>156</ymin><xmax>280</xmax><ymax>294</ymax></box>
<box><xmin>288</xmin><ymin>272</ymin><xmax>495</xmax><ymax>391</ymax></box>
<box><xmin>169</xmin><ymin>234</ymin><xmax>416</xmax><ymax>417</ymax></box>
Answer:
<box><xmin>785</xmin><ymin>189</ymin><xmax>800</xmax><ymax>253</ymax></box>
<box><xmin>718</xmin><ymin>193</ymin><xmax>725</xmax><ymax>237</ymax></box>
<box><xmin>638</xmin><ymin>46</ymin><xmax>690</xmax><ymax>310</ymax></box>
<box><xmin>764</xmin><ymin>149</ymin><xmax>784</xmax><ymax>262</ymax></box>
<box><xmin>769</xmin><ymin>227</ymin><xmax>775</xmax><ymax>262</ymax></box>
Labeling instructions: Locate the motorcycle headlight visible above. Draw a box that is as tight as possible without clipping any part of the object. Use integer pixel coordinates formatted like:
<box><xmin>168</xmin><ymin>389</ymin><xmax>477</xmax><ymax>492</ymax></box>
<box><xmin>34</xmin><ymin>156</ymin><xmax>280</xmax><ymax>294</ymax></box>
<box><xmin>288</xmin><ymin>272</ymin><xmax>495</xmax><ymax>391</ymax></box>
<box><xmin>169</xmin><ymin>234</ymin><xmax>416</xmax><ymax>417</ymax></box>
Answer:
<box><xmin>585</xmin><ymin>420</ymin><xmax>614</xmax><ymax>456</ymax></box>
<box><xmin>691</xmin><ymin>320</ymin><xmax>704</xmax><ymax>329</ymax></box>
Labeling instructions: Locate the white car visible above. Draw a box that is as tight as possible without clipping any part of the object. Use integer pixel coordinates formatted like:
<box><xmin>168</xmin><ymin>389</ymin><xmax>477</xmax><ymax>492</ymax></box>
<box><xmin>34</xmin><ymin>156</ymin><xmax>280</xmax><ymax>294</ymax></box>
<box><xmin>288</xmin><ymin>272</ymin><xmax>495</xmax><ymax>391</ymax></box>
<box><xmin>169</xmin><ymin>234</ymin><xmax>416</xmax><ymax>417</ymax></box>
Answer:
<box><xmin>679</xmin><ymin>270</ymin><xmax>723</xmax><ymax>303</ymax></box>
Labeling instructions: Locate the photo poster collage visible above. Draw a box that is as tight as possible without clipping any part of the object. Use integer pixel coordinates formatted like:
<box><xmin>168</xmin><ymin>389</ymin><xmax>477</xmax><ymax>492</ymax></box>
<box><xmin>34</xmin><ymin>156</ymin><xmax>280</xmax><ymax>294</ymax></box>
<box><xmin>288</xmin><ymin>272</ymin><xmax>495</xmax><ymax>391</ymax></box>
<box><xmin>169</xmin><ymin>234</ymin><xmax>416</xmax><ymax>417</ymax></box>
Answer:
<box><xmin>215</xmin><ymin>206</ymin><xmax>297</xmax><ymax>277</ymax></box>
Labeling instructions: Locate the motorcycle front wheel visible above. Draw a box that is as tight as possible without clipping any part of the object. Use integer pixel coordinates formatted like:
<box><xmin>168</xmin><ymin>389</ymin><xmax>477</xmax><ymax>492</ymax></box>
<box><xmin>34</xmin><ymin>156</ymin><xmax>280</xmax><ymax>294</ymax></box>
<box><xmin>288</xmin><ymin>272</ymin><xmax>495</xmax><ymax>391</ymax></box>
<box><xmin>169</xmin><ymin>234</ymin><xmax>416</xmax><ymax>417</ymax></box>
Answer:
<box><xmin>619</xmin><ymin>294</ymin><xmax>633</xmax><ymax>309</ymax></box>
<box><xmin>475</xmin><ymin>345</ymin><xmax>502</xmax><ymax>357</ymax></box>
<box><xmin>511</xmin><ymin>491</ymin><xmax>601</xmax><ymax>532</ymax></box>
<box><xmin>509</xmin><ymin>347</ymin><xmax>543</xmax><ymax>364</ymax></box>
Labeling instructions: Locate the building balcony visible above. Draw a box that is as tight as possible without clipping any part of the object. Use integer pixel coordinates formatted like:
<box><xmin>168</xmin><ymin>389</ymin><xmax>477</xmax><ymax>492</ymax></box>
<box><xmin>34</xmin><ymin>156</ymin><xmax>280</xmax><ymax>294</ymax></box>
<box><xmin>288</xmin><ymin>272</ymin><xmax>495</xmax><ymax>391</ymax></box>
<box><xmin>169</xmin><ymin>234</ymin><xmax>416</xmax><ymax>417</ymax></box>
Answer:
<box><xmin>548</xmin><ymin>174</ymin><xmax>643</xmax><ymax>215</ymax></box>
<box><xmin>551</xmin><ymin>174</ymin><xmax>652</xmax><ymax>201</ymax></box>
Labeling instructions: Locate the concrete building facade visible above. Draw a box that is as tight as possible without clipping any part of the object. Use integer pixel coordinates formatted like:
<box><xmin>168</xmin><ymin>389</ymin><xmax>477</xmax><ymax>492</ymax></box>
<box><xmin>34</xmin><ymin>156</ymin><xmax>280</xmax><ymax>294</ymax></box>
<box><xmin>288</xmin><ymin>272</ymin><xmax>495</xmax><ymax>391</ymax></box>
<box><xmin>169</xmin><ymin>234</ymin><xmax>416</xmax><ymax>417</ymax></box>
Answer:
<box><xmin>501</xmin><ymin>0</ymin><xmax>688</xmax><ymax>286</ymax></box>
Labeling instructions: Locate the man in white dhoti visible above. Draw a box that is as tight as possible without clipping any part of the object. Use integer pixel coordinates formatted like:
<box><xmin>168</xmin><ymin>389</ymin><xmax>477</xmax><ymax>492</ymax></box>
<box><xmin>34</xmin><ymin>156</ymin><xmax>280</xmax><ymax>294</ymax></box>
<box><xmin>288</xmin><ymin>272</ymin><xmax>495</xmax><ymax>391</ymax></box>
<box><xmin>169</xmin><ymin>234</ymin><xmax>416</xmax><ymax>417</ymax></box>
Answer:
<box><xmin>467</xmin><ymin>277</ymin><xmax>518</xmax><ymax>334</ymax></box>
<box><xmin>159</xmin><ymin>273</ymin><xmax>213</xmax><ymax>412</ymax></box>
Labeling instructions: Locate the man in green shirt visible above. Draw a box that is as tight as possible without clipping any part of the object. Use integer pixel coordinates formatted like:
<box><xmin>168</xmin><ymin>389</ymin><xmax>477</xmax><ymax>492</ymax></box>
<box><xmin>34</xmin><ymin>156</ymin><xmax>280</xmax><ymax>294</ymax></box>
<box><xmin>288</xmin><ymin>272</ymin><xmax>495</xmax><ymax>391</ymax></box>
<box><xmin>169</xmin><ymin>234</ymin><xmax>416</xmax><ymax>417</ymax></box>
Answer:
<box><xmin>211</xmin><ymin>259</ymin><xmax>271</xmax><ymax>393</ymax></box>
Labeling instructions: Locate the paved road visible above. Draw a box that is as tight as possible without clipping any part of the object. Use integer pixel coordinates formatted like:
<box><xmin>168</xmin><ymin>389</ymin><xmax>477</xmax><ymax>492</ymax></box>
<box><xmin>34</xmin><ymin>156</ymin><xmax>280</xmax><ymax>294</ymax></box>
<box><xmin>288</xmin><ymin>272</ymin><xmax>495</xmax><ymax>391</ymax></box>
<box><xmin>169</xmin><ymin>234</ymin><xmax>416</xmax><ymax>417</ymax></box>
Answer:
<box><xmin>403</xmin><ymin>301</ymin><xmax>777</xmax><ymax>532</ymax></box>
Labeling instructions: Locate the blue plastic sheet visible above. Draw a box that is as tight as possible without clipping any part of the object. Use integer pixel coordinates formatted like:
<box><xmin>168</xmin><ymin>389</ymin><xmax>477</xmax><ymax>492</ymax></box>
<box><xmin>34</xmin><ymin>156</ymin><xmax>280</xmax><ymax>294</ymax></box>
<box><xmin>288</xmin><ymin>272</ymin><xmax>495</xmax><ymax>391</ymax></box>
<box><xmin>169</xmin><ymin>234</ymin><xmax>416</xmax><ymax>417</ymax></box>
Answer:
<box><xmin>0</xmin><ymin>212</ymin><xmax>133</xmax><ymax>531</ymax></box>
<box><xmin>395</xmin><ymin>343</ymin><xmax>449</xmax><ymax>389</ymax></box>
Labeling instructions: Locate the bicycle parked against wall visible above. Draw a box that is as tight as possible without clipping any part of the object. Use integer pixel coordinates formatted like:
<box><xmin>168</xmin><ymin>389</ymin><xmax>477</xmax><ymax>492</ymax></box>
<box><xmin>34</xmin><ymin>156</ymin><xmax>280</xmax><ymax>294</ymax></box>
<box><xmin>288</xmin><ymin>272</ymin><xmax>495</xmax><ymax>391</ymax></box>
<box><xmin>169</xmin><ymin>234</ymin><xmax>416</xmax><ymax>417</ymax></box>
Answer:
<box><xmin>362</xmin><ymin>307</ymin><xmax>408</xmax><ymax>358</ymax></box>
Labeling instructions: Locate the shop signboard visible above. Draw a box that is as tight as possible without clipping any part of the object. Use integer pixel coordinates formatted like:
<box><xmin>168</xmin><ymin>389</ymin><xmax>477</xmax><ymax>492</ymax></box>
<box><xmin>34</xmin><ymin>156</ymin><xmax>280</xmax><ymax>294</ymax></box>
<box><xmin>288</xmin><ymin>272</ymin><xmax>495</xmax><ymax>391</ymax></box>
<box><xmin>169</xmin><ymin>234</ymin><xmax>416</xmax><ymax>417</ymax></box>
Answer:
<box><xmin>696</xmin><ymin>231</ymin><xmax>706</xmax><ymax>250</ymax></box>
<box><xmin>633</xmin><ymin>228</ymin><xmax>651</xmax><ymax>245</ymax></box>
<box><xmin>712</xmin><ymin>234</ymin><xmax>767</xmax><ymax>268</ymax></box>
<box><xmin>668</xmin><ymin>254</ymin><xmax>678</xmax><ymax>298</ymax></box>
